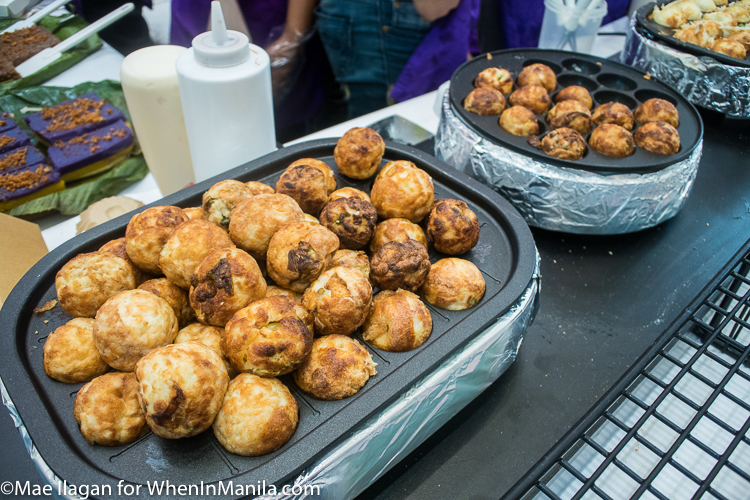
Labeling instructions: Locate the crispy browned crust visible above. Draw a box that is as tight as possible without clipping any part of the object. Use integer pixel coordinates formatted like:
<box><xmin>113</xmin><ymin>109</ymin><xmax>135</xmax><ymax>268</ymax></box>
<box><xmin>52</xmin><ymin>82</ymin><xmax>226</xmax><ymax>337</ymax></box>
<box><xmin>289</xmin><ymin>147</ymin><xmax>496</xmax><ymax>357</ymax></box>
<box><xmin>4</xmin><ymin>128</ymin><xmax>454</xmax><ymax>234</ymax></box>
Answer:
<box><xmin>370</xmin><ymin>161</ymin><xmax>434</xmax><ymax>223</ymax></box>
<box><xmin>370</xmin><ymin>239</ymin><xmax>430</xmax><ymax>292</ymax></box>
<box><xmin>333</xmin><ymin>127</ymin><xmax>385</xmax><ymax>179</ymax></box>
<box><xmin>711</xmin><ymin>38</ymin><xmax>747</xmax><ymax>59</ymax></box>
<box><xmin>475</xmin><ymin>67</ymin><xmax>513</xmax><ymax>94</ymax></box>
<box><xmin>202</xmin><ymin>180</ymin><xmax>254</xmax><ymax>230</ymax></box>
<box><xmin>275</xmin><ymin>162</ymin><xmax>332</xmax><ymax>215</ymax></box>
<box><xmin>189</xmin><ymin>247</ymin><xmax>267</xmax><ymax>327</ymax></box>
<box><xmin>293</xmin><ymin>335</ymin><xmax>377</xmax><ymax>400</ymax></box>
<box><xmin>43</xmin><ymin>317</ymin><xmax>108</xmax><ymax>383</ymax></box>
<box><xmin>369</xmin><ymin>218</ymin><xmax>428</xmax><ymax>254</ymax></box>
<box><xmin>634</xmin><ymin>98</ymin><xmax>679</xmax><ymax>127</ymax></box>
<box><xmin>302</xmin><ymin>266</ymin><xmax>373</xmax><ymax>336</ymax></box>
<box><xmin>634</xmin><ymin>121</ymin><xmax>681</xmax><ymax>155</ymax></box>
<box><xmin>509</xmin><ymin>85</ymin><xmax>551</xmax><ymax>114</ymax></box>
<box><xmin>125</xmin><ymin>206</ymin><xmax>189</xmax><ymax>274</ymax></box>
<box><xmin>463</xmin><ymin>87</ymin><xmax>506</xmax><ymax>116</ymax></box>
<box><xmin>426</xmin><ymin>199</ymin><xmax>480</xmax><ymax>255</ymax></box>
<box><xmin>139</xmin><ymin>278</ymin><xmax>195</xmax><ymax>328</ymax></box>
<box><xmin>517</xmin><ymin>63</ymin><xmax>557</xmax><ymax>93</ymax></box>
<box><xmin>546</xmin><ymin>100</ymin><xmax>593</xmax><ymax>135</ymax></box>
<box><xmin>592</xmin><ymin>102</ymin><xmax>636</xmax><ymax>131</ymax></box>
<box><xmin>421</xmin><ymin>258</ymin><xmax>486</xmax><ymax>310</ymax></box>
<box><xmin>265</xmin><ymin>285</ymin><xmax>303</xmax><ymax>302</ymax></box>
<box><xmin>589</xmin><ymin>124</ymin><xmax>636</xmax><ymax>158</ymax></box>
<box><xmin>288</xmin><ymin>158</ymin><xmax>336</xmax><ymax>193</ymax></box>
<box><xmin>499</xmin><ymin>106</ymin><xmax>540</xmax><ymax>137</ymax></box>
<box><xmin>362</xmin><ymin>290</ymin><xmax>433</xmax><ymax>352</ymax></box>
<box><xmin>99</xmin><ymin>237</ymin><xmax>150</xmax><ymax>286</ymax></box>
<box><xmin>319</xmin><ymin>197</ymin><xmax>378</xmax><ymax>250</ymax></box>
<box><xmin>328</xmin><ymin>187</ymin><xmax>371</xmax><ymax>204</ymax></box>
<box><xmin>228</xmin><ymin>193</ymin><xmax>304</xmax><ymax>260</ymax></box>
<box><xmin>182</xmin><ymin>207</ymin><xmax>204</xmax><ymax>220</ymax></box>
<box><xmin>555</xmin><ymin>85</ymin><xmax>593</xmax><ymax>109</ymax></box>
<box><xmin>541</xmin><ymin>128</ymin><xmax>587</xmax><ymax>160</ymax></box>
<box><xmin>674</xmin><ymin>20</ymin><xmax>722</xmax><ymax>48</ymax></box>
<box><xmin>174</xmin><ymin>323</ymin><xmax>237</xmax><ymax>378</ymax></box>
<box><xmin>245</xmin><ymin>181</ymin><xmax>275</xmax><ymax>196</ymax></box>
<box><xmin>727</xmin><ymin>31</ymin><xmax>750</xmax><ymax>51</ymax></box>
<box><xmin>330</xmin><ymin>249</ymin><xmax>370</xmax><ymax>279</ymax></box>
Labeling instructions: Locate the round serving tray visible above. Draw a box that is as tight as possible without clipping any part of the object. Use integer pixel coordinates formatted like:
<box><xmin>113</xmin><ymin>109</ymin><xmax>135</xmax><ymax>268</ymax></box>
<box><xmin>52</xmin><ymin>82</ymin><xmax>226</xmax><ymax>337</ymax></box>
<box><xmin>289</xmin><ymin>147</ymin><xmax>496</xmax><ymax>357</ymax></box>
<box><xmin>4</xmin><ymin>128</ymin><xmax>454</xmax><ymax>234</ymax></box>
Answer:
<box><xmin>449</xmin><ymin>48</ymin><xmax>703</xmax><ymax>175</ymax></box>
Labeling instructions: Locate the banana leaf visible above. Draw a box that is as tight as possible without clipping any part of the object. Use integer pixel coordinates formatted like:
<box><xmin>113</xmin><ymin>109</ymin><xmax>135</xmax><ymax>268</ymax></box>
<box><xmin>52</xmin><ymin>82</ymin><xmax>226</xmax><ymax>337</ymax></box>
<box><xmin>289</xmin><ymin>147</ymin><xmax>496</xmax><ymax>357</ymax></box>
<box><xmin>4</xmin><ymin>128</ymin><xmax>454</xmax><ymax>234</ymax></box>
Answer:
<box><xmin>0</xmin><ymin>12</ymin><xmax>103</xmax><ymax>94</ymax></box>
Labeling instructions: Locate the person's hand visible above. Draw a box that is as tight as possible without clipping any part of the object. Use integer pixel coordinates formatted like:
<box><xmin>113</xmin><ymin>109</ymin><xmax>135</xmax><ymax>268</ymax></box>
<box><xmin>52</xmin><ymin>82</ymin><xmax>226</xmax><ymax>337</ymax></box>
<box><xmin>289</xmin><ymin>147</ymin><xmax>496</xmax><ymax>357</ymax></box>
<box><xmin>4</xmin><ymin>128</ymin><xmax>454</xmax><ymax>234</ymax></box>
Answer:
<box><xmin>267</xmin><ymin>28</ymin><xmax>306</xmax><ymax>102</ymax></box>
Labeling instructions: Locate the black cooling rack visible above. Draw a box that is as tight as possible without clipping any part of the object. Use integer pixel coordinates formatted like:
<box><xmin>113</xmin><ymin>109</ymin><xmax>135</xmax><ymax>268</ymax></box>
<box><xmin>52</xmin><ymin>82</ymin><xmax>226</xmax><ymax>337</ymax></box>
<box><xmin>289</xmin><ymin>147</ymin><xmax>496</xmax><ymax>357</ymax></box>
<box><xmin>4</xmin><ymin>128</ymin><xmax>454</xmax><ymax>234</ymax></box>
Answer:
<box><xmin>502</xmin><ymin>238</ymin><xmax>750</xmax><ymax>500</ymax></box>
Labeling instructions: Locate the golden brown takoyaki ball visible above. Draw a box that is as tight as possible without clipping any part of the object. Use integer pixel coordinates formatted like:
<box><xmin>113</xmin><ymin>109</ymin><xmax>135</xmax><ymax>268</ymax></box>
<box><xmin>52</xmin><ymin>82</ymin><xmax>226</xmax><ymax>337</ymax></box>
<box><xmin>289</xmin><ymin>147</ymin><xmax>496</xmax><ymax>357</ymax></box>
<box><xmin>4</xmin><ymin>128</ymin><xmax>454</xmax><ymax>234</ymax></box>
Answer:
<box><xmin>328</xmin><ymin>186</ymin><xmax>372</xmax><ymax>204</ymax></box>
<box><xmin>138</xmin><ymin>278</ymin><xmax>195</xmax><ymax>328</ymax></box>
<box><xmin>319</xmin><ymin>197</ymin><xmax>378</xmax><ymax>250</ymax></box>
<box><xmin>213</xmin><ymin>374</ymin><xmax>298</xmax><ymax>456</ymax></box>
<box><xmin>555</xmin><ymin>85</ymin><xmax>593</xmax><ymax>110</ymax></box>
<box><xmin>125</xmin><ymin>206</ymin><xmax>189</xmax><ymax>274</ymax></box>
<box><xmin>265</xmin><ymin>285</ymin><xmax>303</xmax><ymax>302</ymax></box>
<box><xmin>725</xmin><ymin>2</ymin><xmax>750</xmax><ymax>23</ymax></box>
<box><xmin>674</xmin><ymin>20</ymin><xmax>721</xmax><ymax>47</ymax></box>
<box><xmin>634</xmin><ymin>121</ymin><xmax>681</xmax><ymax>155</ymax></box>
<box><xmin>334</xmin><ymin>127</ymin><xmax>386</xmax><ymax>180</ymax></box>
<box><xmin>189</xmin><ymin>247</ymin><xmax>267</xmax><ymax>327</ymax></box>
<box><xmin>363</xmin><ymin>290</ymin><xmax>432</xmax><ymax>352</ymax></box>
<box><xmin>174</xmin><ymin>323</ymin><xmax>237</xmax><ymax>378</ymax></box>
<box><xmin>293</xmin><ymin>335</ymin><xmax>377</xmax><ymax>400</ymax></box>
<box><xmin>245</xmin><ymin>180</ymin><xmax>275</xmax><ymax>196</ymax></box>
<box><xmin>499</xmin><ymin>106</ymin><xmax>540</xmax><ymax>137</ymax></box>
<box><xmin>463</xmin><ymin>87</ymin><xmax>506</xmax><ymax>116</ymax></box>
<box><xmin>99</xmin><ymin>237</ymin><xmax>149</xmax><ymax>286</ymax></box>
<box><xmin>426</xmin><ymin>199</ymin><xmax>480</xmax><ymax>255</ymax></box>
<box><xmin>369</xmin><ymin>218</ymin><xmax>428</xmax><ymax>254</ymax></box>
<box><xmin>589</xmin><ymin>124</ymin><xmax>636</xmax><ymax>158</ymax></box>
<box><xmin>592</xmin><ymin>102</ymin><xmax>636</xmax><ymax>131</ymax></box>
<box><xmin>290</xmin><ymin>158</ymin><xmax>336</xmax><ymax>192</ymax></box>
<box><xmin>546</xmin><ymin>100</ymin><xmax>593</xmax><ymax>135</ymax></box>
<box><xmin>93</xmin><ymin>289</ymin><xmax>178</xmax><ymax>372</ymax></box>
<box><xmin>421</xmin><ymin>258</ymin><xmax>486</xmax><ymax>310</ymax></box>
<box><xmin>275</xmin><ymin>160</ymin><xmax>335</xmax><ymax>215</ymax></box>
<box><xmin>370</xmin><ymin>161</ymin><xmax>434</xmax><ymax>223</ymax></box>
<box><xmin>727</xmin><ymin>31</ymin><xmax>750</xmax><ymax>52</ymax></box>
<box><xmin>43</xmin><ymin>318</ymin><xmax>108</xmax><ymax>383</ymax></box>
<box><xmin>134</xmin><ymin>342</ymin><xmax>229</xmax><ymax>439</ymax></box>
<box><xmin>74</xmin><ymin>372</ymin><xmax>146</xmax><ymax>446</ymax></box>
<box><xmin>56</xmin><ymin>252</ymin><xmax>137</xmax><ymax>318</ymax></box>
<box><xmin>330</xmin><ymin>249</ymin><xmax>370</xmax><ymax>280</ymax></box>
<box><xmin>202</xmin><ymin>179</ymin><xmax>254</xmax><ymax>230</ymax></box>
<box><xmin>302</xmin><ymin>266</ymin><xmax>373</xmax><ymax>336</ymax></box>
<box><xmin>158</xmin><ymin>219</ymin><xmax>235</xmax><ymax>289</ymax></box>
<box><xmin>182</xmin><ymin>207</ymin><xmax>204</xmax><ymax>220</ymax></box>
<box><xmin>509</xmin><ymin>85</ymin><xmax>551</xmax><ymax>114</ymax></box>
<box><xmin>224</xmin><ymin>296</ymin><xmax>313</xmax><ymax>377</ymax></box>
<box><xmin>635</xmin><ymin>98</ymin><xmax>679</xmax><ymax>128</ymax></box>
<box><xmin>266</xmin><ymin>222</ymin><xmax>340</xmax><ymax>293</ymax></box>
<box><xmin>228</xmin><ymin>193</ymin><xmax>304</xmax><ymax>260</ymax></box>
<box><xmin>541</xmin><ymin>128</ymin><xmax>587</xmax><ymax>161</ymax></box>
<box><xmin>517</xmin><ymin>63</ymin><xmax>557</xmax><ymax>93</ymax></box>
<box><xmin>370</xmin><ymin>240</ymin><xmax>430</xmax><ymax>292</ymax></box>
<box><xmin>711</xmin><ymin>38</ymin><xmax>747</xmax><ymax>59</ymax></box>
<box><xmin>475</xmin><ymin>67</ymin><xmax>513</xmax><ymax>94</ymax></box>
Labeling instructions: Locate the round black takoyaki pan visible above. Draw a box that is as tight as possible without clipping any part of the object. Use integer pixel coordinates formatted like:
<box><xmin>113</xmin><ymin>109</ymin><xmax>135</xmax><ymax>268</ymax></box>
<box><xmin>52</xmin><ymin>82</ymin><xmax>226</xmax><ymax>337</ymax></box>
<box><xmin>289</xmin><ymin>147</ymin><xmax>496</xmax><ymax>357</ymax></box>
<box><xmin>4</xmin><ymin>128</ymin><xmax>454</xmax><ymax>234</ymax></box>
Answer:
<box><xmin>449</xmin><ymin>49</ymin><xmax>703</xmax><ymax>175</ymax></box>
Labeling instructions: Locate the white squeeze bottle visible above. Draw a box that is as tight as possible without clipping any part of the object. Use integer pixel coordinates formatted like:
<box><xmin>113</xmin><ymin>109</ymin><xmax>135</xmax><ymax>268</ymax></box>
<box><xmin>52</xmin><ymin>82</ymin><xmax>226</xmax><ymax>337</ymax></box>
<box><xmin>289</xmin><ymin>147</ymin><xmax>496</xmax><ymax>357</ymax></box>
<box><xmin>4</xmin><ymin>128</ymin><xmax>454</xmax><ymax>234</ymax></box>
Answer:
<box><xmin>175</xmin><ymin>1</ymin><xmax>276</xmax><ymax>183</ymax></box>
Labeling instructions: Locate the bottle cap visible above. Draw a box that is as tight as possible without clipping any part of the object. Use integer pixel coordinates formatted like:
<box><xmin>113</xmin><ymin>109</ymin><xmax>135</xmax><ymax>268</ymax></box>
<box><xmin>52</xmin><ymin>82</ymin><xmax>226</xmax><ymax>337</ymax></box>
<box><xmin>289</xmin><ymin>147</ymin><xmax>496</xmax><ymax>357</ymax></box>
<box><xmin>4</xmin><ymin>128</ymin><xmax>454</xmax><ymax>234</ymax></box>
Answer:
<box><xmin>191</xmin><ymin>1</ymin><xmax>250</xmax><ymax>67</ymax></box>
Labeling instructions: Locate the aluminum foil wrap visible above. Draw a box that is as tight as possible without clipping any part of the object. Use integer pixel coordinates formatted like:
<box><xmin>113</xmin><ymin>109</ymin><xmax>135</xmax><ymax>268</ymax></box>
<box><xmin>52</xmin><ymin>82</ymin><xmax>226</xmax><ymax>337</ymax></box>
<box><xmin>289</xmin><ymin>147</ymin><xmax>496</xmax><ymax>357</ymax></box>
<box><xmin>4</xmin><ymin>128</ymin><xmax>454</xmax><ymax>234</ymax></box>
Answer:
<box><xmin>622</xmin><ymin>16</ymin><xmax>750</xmax><ymax>118</ymax></box>
<box><xmin>435</xmin><ymin>90</ymin><xmax>703</xmax><ymax>234</ymax></box>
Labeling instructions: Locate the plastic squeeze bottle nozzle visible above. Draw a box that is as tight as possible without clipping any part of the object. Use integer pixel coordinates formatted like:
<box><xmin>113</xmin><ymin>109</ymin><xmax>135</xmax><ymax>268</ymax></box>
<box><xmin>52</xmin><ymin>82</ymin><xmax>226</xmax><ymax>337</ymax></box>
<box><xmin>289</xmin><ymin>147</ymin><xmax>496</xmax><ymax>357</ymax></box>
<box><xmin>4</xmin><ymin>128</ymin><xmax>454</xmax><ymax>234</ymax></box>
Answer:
<box><xmin>175</xmin><ymin>1</ymin><xmax>276</xmax><ymax>183</ymax></box>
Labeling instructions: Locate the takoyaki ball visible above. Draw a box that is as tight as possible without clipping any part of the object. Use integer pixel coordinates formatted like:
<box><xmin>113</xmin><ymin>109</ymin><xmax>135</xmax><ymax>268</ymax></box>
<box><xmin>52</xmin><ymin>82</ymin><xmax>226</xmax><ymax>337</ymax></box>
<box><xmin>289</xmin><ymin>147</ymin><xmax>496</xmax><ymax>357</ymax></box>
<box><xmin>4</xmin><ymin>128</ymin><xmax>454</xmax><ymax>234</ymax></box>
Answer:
<box><xmin>56</xmin><ymin>252</ymin><xmax>136</xmax><ymax>318</ymax></box>
<box><xmin>517</xmin><ymin>63</ymin><xmax>557</xmax><ymax>93</ymax></box>
<box><xmin>304</xmin><ymin>214</ymin><xmax>320</xmax><ymax>224</ymax></box>
<box><xmin>727</xmin><ymin>31</ymin><xmax>750</xmax><ymax>51</ymax></box>
<box><xmin>158</xmin><ymin>219</ymin><xmax>235</xmax><ymax>289</ymax></box>
<box><xmin>711</xmin><ymin>38</ymin><xmax>747</xmax><ymax>59</ymax></box>
<box><xmin>228</xmin><ymin>193</ymin><xmax>304</xmax><ymax>260</ymax></box>
<box><xmin>202</xmin><ymin>179</ymin><xmax>254</xmax><ymax>230</ymax></box>
<box><xmin>328</xmin><ymin>186</ymin><xmax>372</xmax><ymax>204</ymax></box>
<box><xmin>499</xmin><ymin>106</ymin><xmax>540</xmax><ymax>137</ymax></box>
<box><xmin>370</xmin><ymin>240</ymin><xmax>430</xmax><ymax>292</ymax></box>
<box><xmin>634</xmin><ymin>121</ymin><xmax>681</xmax><ymax>155</ymax></box>
<box><xmin>319</xmin><ymin>197</ymin><xmax>378</xmax><ymax>250</ymax></box>
<box><xmin>245</xmin><ymin>181</ymin><xmax>275</xmax><ymax>196</ymax></box>
<box><xmin>125</xmin><ymin>206</ymin><xmax>189</xmax><ymax>274</ymax></box>
<box><xmin>475</xmin><ymin>67</ymin><xmax>513</xmax><ymax>94</ymax></box>
<box><xmin>635</xmin><ymin>98</ymin><xmax>679</xmax><ymax>128</ymax></box>
<box><xmin>213</xmin><ymin>374</ymin><xmax>298</xmax><ymax>456</ymax></box>
<box><xmin>421</xmin><ymin>258</ymin><xmax>486</xmax><ymax>310</ymax></box>
<box><xmin>44</xmin><ymin>318</ymin><xmax>108</xmax><ymax>383</ymax></box>
<box><xmin>290</xmin><ymin>158</ymin><xmax>336</xmax><ymax>193</ymax></box>
<box><xmin>99</xmin><ymin>237</ymin><xmax>149</xmax><ymax>286</ymax></box>
<box><xmin>674</xmin><ymin>19</ymin><xmax>721</xmax><ymax>47</ymax></box>
<box><xmin>302</xmin><ymin>266</ymin><xmax>373</xmax><ymax>336</ymax></box>
<box><xmin>592</xmin><ymin>102</ymin><xmax>636</xmax><ymax>131</ymax></box>
<box><xmin>138</xmin><ymin>278</ymin><xmax>195</xmax><ymax>328</ymax></box>
<box><xmin>224</xmin><ymin>296</ymin><xmax>313</xmax><ymax>377</ymax></box>
<box><xmin>135</xmin><ymin>342</ymin><xmax>229</xmax><ymax>439</ymax></box>
<box><xmin>463</xmin><ymin>87</ymin><xmax>506</xmax><ymax>116</ymax></box>
<box><xmin>362</xmin><ymin>290</ymin><xmax>432</xmax><ymax>352</ymax></box>
<box><xmin>94</xmin><ymin>290</ymin><xmax>178</xmax><ymax>372</ymax></box>
<box><xmin>725</xmin><ymin>2</ymin><xmax>750</xmax><ymax>23</ymax></box>
<box><xmin>555</xmin><ymin>85</ymin><xmax>593</xmax><ymax>110</ymax></box>
<box><xmin>330</xmin><ymin>249</ymin><xmax>370</xmax><ymax>280</ymax></box>
<box><xmin>266</xmin><ymin>222</ymin><xmax>340</xmax><ymax>293</ymax></box>
<box><xmin>546</xmin><ymin>100</ymin><xmax>593</xmax><ymax>135</ymax></box>
<box><xmin>370</xmin><ymin>161</ymin><xmax>434</xmax><ymax>223</ymax></box>
<box><xmin>589</xmin><ymin>124</ymin><xmax>636</xmax><ymax>158</ymax></box>
<box><xmin>74</xmin><ymin>372</ymin><xmax>146</xmax><ymax>446</ymax></box>
<box><xmin>334</xmin><ymin>127</ymin><xmax>385</xmax><ymax>180</ymax></box>
<box><xmin>369</xmin><ymin>218</ymin><xmax>428</xmax><ymax>255</ymax></box>
<box><xmin>183</xmin><ymin>207</ymin><xmax>204</xmax><ymax>220</ymax></box>
<box><xmin>426</xmin><ymin>199</ymin><xmax>480</xmax><ymax>255</ymax></box>
<box><xmin>265</xmin><ymin>285</ymin><xmax>303</xmax><ymax>302</ymax></box>
<box><xmin>509</xmin><ymin>85</ymin><xmax>551</xmax><ymax>114</ymax></box>
<box><xmin>275</xmin><ymin>160</ymin><xmax>335</xmax><ymax>215</ymax></box>
<box><xmin>174</xmin><ymin>323</ymin><xmax>237</xmax><ymax>378</ymax></box>
<box><xmin>189</xmin><ymin>247</ymin><xmax>267</xmax><ymax>327</ymax></box>
<box><xmin>541</xmin><ymin>128</ymin><xmax>587</xmax><ymax>161</ymax></box>
<box><xmin>293</xmin><ymin>335</ymin><xmax>377</xmax><ymax>400</ymax></box>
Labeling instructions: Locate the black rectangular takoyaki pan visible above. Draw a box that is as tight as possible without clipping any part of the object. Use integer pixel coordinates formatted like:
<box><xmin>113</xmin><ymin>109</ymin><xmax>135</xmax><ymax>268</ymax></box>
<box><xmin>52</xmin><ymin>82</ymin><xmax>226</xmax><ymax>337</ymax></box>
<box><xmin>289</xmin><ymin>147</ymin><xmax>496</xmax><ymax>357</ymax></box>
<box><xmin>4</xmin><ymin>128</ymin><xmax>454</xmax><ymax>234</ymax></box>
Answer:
<box><xmin>449</xmin><ymin>49</ymin><xmax>703</xmax><ymax>174</ymax></box>
<box><xmin>0</xmin><ymin>139</ymin><xmax>537</xmax><ymax>499</ymax></box>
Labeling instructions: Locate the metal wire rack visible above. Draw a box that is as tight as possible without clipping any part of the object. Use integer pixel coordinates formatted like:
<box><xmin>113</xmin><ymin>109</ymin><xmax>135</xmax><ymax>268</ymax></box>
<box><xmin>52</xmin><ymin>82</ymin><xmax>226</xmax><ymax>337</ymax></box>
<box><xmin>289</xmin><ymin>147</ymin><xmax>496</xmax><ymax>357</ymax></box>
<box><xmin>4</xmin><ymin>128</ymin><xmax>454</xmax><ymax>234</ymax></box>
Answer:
<box><xmin>502</xmin><ymin>239</ymin><xmax>750</xmax><ymax>500</ymax></box>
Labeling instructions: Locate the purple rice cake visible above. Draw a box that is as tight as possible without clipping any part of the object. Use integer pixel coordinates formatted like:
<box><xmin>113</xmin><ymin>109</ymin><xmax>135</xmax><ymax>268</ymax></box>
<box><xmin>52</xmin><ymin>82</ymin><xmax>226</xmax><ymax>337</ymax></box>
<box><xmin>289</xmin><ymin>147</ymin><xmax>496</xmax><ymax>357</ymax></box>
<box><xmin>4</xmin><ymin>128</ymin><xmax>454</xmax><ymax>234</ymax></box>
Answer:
<box><xmin>0</xmin><ymin>145</ymin><xmax>45</xmax><ymax>174</ymax></box>
<box><xmin>0</xmin><ymin>127</ymin><xmax>31</xmax><ymax>155</ymax></box>
<box><xmin>48</xmin><ymin>119</ymin><xmax>133</xmax><ymax>182</ymax></box>
<box><xmin>0</xmin><ymin>162</ymin><xmax>64</xmax><ymax>212</ymax></box>
<box><xmin>0</xmin><ymin>25</ymin><xmax>59</xmax><ymax>66</ymax></box>
<box><xmin>24</xmin><ymin>93</ymin><xmax>125</xmax><ymax>144</ymax></box>
<box><xmin>0</xmin><ymin>112</ymin><xmax>17</xmax><ymax>133</ymax></box>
